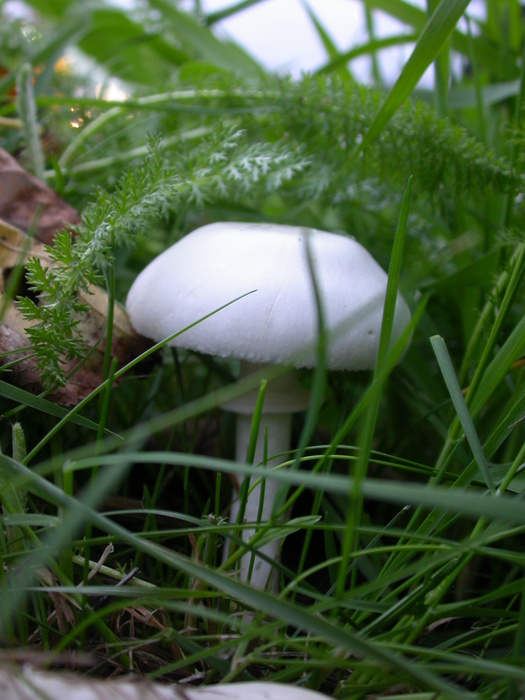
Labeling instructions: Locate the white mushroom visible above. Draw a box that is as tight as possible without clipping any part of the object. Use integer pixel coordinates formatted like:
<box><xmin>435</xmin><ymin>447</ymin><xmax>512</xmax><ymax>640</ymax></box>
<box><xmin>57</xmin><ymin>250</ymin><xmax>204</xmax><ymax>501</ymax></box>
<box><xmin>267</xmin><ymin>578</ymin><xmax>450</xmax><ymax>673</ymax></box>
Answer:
<box><xmin>126</xmin><ymin>223</ymin><xmax>411</xmax><ymax>589</ymax></box>
<box><xmin>0</xmin><ymin>665</ymin><xmax>333</xmax><ymax>700</ymax></box>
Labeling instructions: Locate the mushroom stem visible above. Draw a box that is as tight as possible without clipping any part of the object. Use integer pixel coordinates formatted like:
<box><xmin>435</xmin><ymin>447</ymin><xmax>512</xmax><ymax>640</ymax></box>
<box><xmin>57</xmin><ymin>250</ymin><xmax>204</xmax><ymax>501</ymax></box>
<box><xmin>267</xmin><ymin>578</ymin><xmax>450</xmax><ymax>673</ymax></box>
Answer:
<box><xmin>224</xmin><ymin>362</ymin><xmax>311</xmax><ymax>590</ymax></box>
<box><xmin>230</xmin><ymin>410</ymin><xmax>292</xmax><ymax>590</ymax></box>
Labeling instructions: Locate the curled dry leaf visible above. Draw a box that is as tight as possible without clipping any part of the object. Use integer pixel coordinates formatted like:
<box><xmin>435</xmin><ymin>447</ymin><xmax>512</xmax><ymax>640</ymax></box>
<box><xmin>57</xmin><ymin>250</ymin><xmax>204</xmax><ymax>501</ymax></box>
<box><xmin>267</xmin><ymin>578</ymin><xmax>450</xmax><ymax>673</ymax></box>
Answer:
<box><xmin>0</xmin><ymin>217</ymin><xmax>150</xmax><ymax>406</ymax></box>
<box><xmin>38</xmin><ymin>569</ymin><xmax>78</xmax><ymax>636</ymax></box>
<box><xmin>0</xmin><ymin>147</ymin><xmax>80</xmax><ymax>245</ymax></box>
<box><xmin>118</xmin><ymin>605</ymin><xmax>168</xmax><ymax>633</ymax></box>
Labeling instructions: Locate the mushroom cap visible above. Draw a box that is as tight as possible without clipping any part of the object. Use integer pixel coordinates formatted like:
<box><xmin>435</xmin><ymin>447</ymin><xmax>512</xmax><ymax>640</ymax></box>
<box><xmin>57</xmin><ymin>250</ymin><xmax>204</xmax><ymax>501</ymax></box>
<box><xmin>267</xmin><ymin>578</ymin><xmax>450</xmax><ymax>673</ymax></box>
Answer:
<box><xmin>126</xmin><ymin>222</ymin><xmax>411</xmax><ymax>371</ymax></box>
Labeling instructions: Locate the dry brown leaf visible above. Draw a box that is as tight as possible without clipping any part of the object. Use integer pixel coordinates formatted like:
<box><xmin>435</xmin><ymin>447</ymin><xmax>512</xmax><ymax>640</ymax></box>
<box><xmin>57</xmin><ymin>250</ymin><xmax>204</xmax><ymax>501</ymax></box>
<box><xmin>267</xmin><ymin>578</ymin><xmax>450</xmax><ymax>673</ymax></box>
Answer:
<box><xmin>0</xmin><ymin>147</ymin><xmax>80</xmax><ymax>245</ymax></box>
<box><xmin>124</xmin><ymin>606</ymin><xmax>167</xmax><ymax>633</ymax></box>
<box><xmin>0</xmin><ymin>217</ymin><xmax>150</xmax><ymax>406</ymax></box>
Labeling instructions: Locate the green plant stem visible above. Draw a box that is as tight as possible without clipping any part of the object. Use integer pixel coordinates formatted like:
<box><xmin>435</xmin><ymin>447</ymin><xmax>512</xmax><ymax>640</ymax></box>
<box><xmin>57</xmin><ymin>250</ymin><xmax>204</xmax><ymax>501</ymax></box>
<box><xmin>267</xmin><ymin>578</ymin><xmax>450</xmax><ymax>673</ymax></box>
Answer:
<box><xmin>46</xmin><ymin>128</ymin><xmax>211</xmax><ymax>180</ymax></box>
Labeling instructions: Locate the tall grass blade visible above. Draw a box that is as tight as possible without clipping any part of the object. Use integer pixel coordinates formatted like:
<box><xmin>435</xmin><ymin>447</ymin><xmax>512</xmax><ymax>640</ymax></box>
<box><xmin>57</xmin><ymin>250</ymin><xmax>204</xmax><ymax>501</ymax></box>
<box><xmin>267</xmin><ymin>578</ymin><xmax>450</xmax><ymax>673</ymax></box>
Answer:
<box><xmin>302</xmin><ymin>1</ymin><xmax>354</xmax><ymax>83</ymax></box>
<box><xmin>336</xmin><ymin>177</ymin><xmax>412</xmax><ymax>598</ymax></box>
<box><xmin>15</xmin><ymin>64</ymin><xmax>45</xmax><ymax>181</ymax></box>
<box><xmin>148</xmin><ymin>0</ymin><xmax>262</xmax><ymax>76</ymax></box>
<box><xmin>430</xmin><ymin>335</ymin><xmax>495</xmax><ymax>492</ymax></box>
<box><xmin>316</xmin><ymin>33</ymin><xmax>418</xmax><ymax>75</ymax></box>
<box><xmin>354</xmin><ymin>0</ymin><xmax>471</xmax><ymax>157</ymax></box>
<box><xmin>206</xmin><ymin>0</ymin><xmax>267</xmax><ymax>24</ymax></box>
<box><xmin>0</xmin><ymin>381</ymin><xmax>105</xmax><ymax>432</ymax></box>
<box><xmin>71</xmin><ymin>451</ymin><xmax>525</xmax><ymax>526</ymax></box>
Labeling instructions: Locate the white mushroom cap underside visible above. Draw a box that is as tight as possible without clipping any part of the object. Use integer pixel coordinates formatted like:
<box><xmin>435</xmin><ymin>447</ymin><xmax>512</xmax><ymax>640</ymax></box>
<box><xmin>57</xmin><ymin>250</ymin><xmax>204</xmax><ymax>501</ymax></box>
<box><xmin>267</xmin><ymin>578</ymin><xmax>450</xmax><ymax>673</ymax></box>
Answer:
<box><xmin>126</xmin><ymin>223</ymin><xmax>411</xmax><ymax>371</ymax></box>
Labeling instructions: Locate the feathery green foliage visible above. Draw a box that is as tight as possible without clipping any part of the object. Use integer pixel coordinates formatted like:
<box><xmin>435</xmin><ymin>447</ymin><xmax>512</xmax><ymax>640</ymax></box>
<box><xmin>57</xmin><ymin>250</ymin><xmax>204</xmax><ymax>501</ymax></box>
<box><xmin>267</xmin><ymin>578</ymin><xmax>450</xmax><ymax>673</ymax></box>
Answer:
<box><xmin>16</xmin><ymin>129</ymin><xmax>310</xmax><ymax>386</ymax></box>
<box><xmin>12</xmin><ymin>71</ymin><xmax>516</xmax><ymax>386</ymax></box>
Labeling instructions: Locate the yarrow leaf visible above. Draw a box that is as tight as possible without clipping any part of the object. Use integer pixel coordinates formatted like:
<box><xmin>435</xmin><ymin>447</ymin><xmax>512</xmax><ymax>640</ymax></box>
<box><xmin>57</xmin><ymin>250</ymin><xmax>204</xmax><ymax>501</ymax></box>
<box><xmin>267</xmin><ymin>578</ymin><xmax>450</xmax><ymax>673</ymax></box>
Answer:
<box><xmin>17</xmin><ymin>129</ymin><xmax>310</xmax><ymax>387</ymax></box>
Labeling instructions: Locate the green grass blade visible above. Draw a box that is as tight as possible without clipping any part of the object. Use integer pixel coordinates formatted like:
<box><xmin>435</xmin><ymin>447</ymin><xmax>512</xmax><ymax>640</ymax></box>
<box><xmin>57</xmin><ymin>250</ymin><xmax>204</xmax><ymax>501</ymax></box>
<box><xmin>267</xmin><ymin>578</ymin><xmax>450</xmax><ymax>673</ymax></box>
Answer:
<box><xmin>23</xmin><ymin>291</ymin><xmax>256</xmax><ymax>464</ymax></box>
<box><xmin>336</xmin><ymin>177</ymin><xmax>412</xmax><ymax>598</ymax></box>
<box><xmin>427</xmin><ymin>0</ymin><xmax>451</xmax><ymax>117</ymax></box>
<box><xmin>362</xmin><ymin>0</ymin><xmax>516</xmax><ymax>78</ymax></box>
<box><xmin>375</xmin><ymin>177</ymin><xmax>413</xmax><ymax>371</ymax></box>
<box><xmin>469</xmin><ymin>312</ymin><xmax>525</xmax><ymax>421</ymax></box>
<box><xmin>302</xmin><ymin>1</ymin><xmax>354</xmax><ymax>83</ymax></box>
<box><xmin>448</xmin><ymin>80</ymin><xmax>521</xmax><ymax>109</ymax></box>
<box><xmin>354</xmin><ymin>0</ymin><xmax>471</xmax><ymax>157</ymax></box>
<box><xmin>317</xmin><ymin>33</ymin><xmax>418</xmax><ymax>76</ymax></box>
<box><xmin>465</xmin><ymin>242</ymin><xmax>525</xmax><ymax>415</ymax></box>
<box><xmin>70</xmin><ymin>451</ymin><xmax>525</xmax><ymax>526</ymax></box>
<box><xmin>15</xmin><ymin>63</ymin><xmax>45</xmax><ymax>181</ymax></box>
<box><xmin>365</xmin><ymin>6</ymin><xmax>382</xmax><ymax>83</ymax></box>
<box><xmin>459</xmin><ymin>243</ymin><xmax>525</xmax><ymax>386</ymax></box>
<box><xmin>430</xmin><ymin>335</ymin><xmax>495</xmax><ymax>493</ymax></box>
<box><xmin>148</xmin><ymin>0</ymin><xmax>262</xmax><ymax>76</ymax></box>
<box><xmin>362</xmin><ymin>0</ymin><xmax>428</xmax><ymax>31</ymax></box>
<box><xmin>206</xmin><ymin>0</ymin><xmax>267</xmax><ymax>24</ymax></box>
<box><xmin>0</xmin><ymin>380</ymin><xmax>107</xmax><ymax>433</ymax></box>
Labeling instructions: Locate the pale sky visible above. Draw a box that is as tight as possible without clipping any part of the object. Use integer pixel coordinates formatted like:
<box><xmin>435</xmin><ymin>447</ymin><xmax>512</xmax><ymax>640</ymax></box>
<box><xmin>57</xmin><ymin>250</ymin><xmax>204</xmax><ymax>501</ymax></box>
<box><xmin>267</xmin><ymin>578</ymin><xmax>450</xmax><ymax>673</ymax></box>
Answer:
<box><xmin>189</xmin><ymin>0</ymin><xmax>419</xmax><ymax>83</ymax></box>
<box><xmin>8</xmin><ymin>0</ymin><xmax>486</xmax><ymax>87</ymax></box>
<box><xmin>181</xmin><ymin>0</ymin><xmax>485</xmax><ymax>86</ymax></box>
